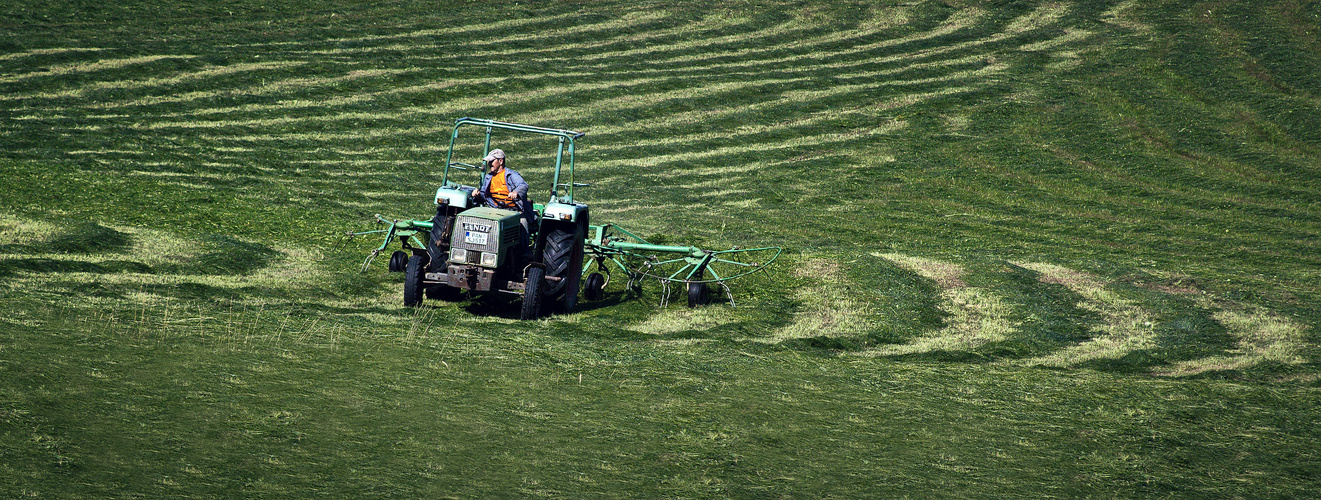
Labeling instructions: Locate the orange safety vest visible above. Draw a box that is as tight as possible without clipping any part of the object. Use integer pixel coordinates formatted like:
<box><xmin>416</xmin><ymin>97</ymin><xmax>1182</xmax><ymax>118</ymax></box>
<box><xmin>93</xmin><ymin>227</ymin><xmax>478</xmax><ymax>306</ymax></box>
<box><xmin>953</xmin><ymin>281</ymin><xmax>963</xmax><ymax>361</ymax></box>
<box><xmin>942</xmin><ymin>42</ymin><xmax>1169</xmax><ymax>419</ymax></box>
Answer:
<box><xmin>488</xmin><ymin>169</ymin><xmax>516</xmax><ymax>208</ymax></box>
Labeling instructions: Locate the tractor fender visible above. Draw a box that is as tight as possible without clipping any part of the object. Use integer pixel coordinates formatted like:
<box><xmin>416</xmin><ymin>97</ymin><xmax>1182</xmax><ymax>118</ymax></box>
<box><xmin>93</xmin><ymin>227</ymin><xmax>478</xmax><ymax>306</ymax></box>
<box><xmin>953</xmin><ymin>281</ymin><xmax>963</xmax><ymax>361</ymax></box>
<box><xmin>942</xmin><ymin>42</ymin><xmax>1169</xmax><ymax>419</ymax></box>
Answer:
<box><xmin>542</xmin><ymin>202</ymin><xmax>588</xmax><ymax>224</ymax></box>
<box><xmin>435</xmin><ymin>186</ymin><xmax>475</xmax><ymax>208</ymax></box>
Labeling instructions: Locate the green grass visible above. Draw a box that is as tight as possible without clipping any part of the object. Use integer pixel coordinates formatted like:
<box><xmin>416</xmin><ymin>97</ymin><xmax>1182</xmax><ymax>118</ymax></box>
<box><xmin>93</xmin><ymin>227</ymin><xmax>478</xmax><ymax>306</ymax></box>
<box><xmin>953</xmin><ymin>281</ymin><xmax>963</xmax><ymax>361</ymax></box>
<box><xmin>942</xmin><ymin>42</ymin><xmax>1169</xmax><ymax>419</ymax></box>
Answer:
<box><xmin>3</xmin><ymin>0</ymin><xmax>1320</xmax><ymax>497</ymax></box>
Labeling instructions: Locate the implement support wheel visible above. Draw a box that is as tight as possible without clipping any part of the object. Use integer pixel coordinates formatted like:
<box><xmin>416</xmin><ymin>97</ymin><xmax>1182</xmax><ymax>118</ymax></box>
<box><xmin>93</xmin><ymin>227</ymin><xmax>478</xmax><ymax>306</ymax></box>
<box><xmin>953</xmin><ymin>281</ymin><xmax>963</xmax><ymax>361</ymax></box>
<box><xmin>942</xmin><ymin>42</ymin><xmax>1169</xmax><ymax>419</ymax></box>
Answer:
<box><xmin>388</xmin><ymin>251</ymin><xmax>408</xmax><ymax>272</ymax></box>
<box><xmin>687</xmin><ymin>281</ymin><xmax>709</xmax><ymax>308</ymax></box>
<box><xmin>584</xmin><ymin>272</ymin><xmax>606</xmax><ymax>301</ymax></box>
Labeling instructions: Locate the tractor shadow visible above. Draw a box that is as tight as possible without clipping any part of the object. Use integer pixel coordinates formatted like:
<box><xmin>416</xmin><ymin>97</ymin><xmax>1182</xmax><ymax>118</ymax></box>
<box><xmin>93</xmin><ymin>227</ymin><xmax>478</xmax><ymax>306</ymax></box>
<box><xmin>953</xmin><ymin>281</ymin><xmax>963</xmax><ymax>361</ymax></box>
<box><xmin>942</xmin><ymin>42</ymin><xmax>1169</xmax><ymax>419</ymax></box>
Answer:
<box><xmin>454</xmin><ymin>287</ymin><xmax>638</xmax><ymax>320</ymax></box>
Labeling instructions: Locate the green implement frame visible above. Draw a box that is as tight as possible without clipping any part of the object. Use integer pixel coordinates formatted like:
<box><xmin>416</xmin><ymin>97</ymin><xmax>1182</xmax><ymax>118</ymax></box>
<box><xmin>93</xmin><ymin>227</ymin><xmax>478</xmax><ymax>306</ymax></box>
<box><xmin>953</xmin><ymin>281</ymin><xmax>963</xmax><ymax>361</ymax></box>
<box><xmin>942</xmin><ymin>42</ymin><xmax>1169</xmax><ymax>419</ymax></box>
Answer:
<box><xmin>583</xmin><ymin>224</ymin><xmax>781</xmax><ymax>285</ymax></box>
<box><xmin>355</xmin><ymin>215</ymin><xmax>432</xmax><ymax>272</ymax></box>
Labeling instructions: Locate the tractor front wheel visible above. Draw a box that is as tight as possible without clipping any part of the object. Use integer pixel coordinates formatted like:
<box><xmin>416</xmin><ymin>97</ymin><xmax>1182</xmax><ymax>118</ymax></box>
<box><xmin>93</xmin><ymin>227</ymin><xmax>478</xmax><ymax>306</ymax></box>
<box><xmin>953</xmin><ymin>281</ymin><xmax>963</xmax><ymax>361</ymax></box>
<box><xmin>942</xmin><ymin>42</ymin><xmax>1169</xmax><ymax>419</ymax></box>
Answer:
<box><xmin>521</xmin><ymin>266</ymin><xmax>544</xmax><ymax>320</ymax></box>
<box><xmin>404</xmin><ymin>254</ymin><xmax>427</xmax><ymax>307</ymax></box>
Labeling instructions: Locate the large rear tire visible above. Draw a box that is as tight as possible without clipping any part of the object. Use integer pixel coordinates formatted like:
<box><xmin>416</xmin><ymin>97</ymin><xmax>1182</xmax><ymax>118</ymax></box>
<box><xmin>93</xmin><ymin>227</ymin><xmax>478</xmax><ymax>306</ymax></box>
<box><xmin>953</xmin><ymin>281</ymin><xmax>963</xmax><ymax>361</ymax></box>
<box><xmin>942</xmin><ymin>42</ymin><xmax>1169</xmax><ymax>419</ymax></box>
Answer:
<box><xmin>404</xmin><ymin>254</ymin><xmax>427</xmax><ymax>307</ymax></box>
<box><xmin>520</xmin><ymin>266</ymin><xmax>544</xmax><ymax>320</ymax></box>
<box><xmin>541</xmin><ymin>222</ymin><xmax>585</xmax><ymax>312</ymax></box>
<box><xmin>427</xmin><ymin>210</ymin><xmax>457</xmax><ymax>271</ymax></box>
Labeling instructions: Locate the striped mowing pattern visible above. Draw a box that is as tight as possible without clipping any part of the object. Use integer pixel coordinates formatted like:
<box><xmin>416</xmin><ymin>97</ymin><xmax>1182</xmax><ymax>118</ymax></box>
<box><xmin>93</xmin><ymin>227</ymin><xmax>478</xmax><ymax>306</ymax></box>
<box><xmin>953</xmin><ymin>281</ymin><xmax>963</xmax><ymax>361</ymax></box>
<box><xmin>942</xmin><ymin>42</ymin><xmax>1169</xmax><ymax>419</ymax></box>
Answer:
<box><xmin>0</xmin><ymin>1</ymin><xmax>1092</xmax><ymax>201</ymax></box>
<box><xmin>2</xmin><ymin>0</ymin><xmax>1314</xmax><ymax>374</ymax></box>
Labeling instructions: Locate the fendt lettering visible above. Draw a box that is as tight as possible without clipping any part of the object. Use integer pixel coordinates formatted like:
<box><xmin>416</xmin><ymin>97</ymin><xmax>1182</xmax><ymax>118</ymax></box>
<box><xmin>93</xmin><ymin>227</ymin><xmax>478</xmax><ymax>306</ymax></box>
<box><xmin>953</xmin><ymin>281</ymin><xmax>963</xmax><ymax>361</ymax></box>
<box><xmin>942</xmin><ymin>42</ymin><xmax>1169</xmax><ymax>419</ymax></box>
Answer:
<box><xmin>462</xmin><ymin>222</ymin><xmax>491</xmax><ymax>233</ymax></box>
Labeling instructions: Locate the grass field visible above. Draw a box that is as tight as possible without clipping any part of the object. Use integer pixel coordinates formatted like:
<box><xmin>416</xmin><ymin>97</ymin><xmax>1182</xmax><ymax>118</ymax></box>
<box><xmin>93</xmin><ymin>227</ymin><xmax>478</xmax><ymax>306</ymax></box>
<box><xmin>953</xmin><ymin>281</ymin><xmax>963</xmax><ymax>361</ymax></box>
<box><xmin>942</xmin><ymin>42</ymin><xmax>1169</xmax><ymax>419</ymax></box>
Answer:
<box><xmin>2</xmin><ymin>0</ymin><xmax>1319</xmax><ymax>497</ymax></box>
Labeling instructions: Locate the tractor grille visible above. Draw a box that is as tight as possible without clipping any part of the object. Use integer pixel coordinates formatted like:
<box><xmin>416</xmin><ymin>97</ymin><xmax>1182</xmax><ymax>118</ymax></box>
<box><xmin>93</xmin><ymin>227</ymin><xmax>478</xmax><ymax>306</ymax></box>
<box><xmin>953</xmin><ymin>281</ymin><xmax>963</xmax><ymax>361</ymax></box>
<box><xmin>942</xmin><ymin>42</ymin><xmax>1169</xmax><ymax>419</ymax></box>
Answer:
<box><xmin>449</xmin><ymin>207</ymin><xmax>521</xmax><ymax>268</ymax></box>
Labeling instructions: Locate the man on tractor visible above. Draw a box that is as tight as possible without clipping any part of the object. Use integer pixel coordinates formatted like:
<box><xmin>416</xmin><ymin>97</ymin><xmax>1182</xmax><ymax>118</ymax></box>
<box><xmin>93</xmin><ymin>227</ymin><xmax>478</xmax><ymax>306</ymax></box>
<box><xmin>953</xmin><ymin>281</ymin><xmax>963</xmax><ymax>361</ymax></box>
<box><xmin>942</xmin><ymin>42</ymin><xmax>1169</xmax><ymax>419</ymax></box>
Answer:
<box><xmin>472</xmin><ymin>148</ymin><xmax>536</xmax><ymax>259</ymax></box>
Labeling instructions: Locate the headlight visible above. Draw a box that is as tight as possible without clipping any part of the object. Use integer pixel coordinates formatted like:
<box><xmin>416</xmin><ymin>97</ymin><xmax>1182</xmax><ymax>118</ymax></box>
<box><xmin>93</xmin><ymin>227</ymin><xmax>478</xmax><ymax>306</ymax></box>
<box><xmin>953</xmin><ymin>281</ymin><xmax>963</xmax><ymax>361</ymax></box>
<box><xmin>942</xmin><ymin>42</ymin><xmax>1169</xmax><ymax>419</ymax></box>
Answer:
<box><xmin>480</xmin><ymin>252</ymin><xmax>498</xmax><ymax>267</ymax></box>
<box><xmin>450</xmin><ymin>249</ymin><xmax>467</xmax><ymax>262</ymax></box>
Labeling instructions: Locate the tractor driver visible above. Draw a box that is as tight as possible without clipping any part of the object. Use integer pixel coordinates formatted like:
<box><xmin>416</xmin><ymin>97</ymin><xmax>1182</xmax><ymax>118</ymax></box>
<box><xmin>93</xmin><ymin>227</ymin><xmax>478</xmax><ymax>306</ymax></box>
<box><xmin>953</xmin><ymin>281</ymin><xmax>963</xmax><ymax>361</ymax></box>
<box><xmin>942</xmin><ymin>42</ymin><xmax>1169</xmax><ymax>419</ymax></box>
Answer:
<box><xmin>472</xmin><ymin>148</ymin><xmax>535</xmax><ymax>257</ymax></box>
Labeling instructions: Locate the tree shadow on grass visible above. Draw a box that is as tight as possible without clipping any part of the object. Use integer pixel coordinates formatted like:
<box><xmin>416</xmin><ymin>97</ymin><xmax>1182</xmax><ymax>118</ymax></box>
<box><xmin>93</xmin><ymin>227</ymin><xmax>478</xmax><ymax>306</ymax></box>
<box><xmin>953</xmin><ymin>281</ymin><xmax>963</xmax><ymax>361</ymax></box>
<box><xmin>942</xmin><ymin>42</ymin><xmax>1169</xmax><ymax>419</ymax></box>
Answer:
<box><xmin>863</xmin><ymin>263</ymin><xmax>1110</xmax><ymax>363</ymax></box>
<box><xmin>1073</xmin><ymin>310</ymin><xmax>1237</xmax><ymax>376</ymax></box>
<box><xmin>1</xmin><ymin>225</ymin><xmax>282</xmax><ymax>279</ymax></box>
<box><xmin>0</xmin><ymin>258</ymin><xmax>153</xmax><ymax>277</ymax></box>
<box><xmin>0</xmin><ymin>222</ymin><xmax>147</xmax><ymax>277</ymax></box>
<box><xmin>49</xmin><ymin>222</ymin><xmax>134</xmax><ymax>254</ymax></box>
<box><xmin>1076</xmin><ymin>282</ymin><xmax>1240</xmax><ymax>375</ymax></box>
<box><xmin>1152</xmin><ymin>311</ymin><xmax>1237</xmax><ymax>361</ymax></box>
<box><xmin>162</xmin><ymin>235</ymin><xmax>282</xmax><ymax>276</ymax></box>
<box><xmin>1076</xmin><ymin>350</ymin><xmax>1169</xmax><ymax>374</ymax></box>
<box><xmin>0</xmin><ymin>221</ymin><xmax>134</xmax><ymax>255</ymax></box>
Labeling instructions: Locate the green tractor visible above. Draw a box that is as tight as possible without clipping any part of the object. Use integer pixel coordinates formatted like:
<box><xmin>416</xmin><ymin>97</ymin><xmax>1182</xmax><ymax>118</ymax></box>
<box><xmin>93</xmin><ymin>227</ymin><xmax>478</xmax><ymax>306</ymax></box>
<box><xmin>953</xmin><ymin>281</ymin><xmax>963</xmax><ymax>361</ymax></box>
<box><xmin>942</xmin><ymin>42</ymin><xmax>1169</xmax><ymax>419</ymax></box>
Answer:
<box><xmin>385</xmin><ymin>118</ymin><xmax>588</xmax><ymax>320</ymax></box>
<box><xmin>356</xmin><ymin>118</ymin><xmax>781</xmax><ymax>320</ymax></box>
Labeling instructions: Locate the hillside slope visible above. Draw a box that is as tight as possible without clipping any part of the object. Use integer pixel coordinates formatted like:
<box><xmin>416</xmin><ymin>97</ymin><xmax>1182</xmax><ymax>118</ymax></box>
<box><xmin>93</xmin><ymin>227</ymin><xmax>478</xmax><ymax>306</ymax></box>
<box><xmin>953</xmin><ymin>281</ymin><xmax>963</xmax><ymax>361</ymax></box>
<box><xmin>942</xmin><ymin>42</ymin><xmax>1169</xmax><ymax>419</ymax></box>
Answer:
<box><xmin>2</xmin><ymin>0</ymin><xmax>1318</xmax><ymax>497</ymax></box>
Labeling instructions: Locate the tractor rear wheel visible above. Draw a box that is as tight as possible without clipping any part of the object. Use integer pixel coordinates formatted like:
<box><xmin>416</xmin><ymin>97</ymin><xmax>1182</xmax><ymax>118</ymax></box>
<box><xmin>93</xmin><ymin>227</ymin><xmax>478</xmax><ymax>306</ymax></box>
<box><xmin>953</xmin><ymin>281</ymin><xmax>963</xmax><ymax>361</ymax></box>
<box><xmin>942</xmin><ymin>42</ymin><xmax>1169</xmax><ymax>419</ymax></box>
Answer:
<box><xmin>427</xmin><ymin>211</ymin><xmax>456</xmax><ymax>272</ymax></box>
<box><xmin>520</xmin><ymin>266</ymin><xmax>544</xmax><ymax>320</ymax></box>
<box><xmin>404</xmin><ymin>254</ymin><xmax>427</xmax><ymax>307</ymax></box>
<box><xmin>541</xmin><ymin>223</ymin><xmax>585</xmax><ymax>313</ymax></box>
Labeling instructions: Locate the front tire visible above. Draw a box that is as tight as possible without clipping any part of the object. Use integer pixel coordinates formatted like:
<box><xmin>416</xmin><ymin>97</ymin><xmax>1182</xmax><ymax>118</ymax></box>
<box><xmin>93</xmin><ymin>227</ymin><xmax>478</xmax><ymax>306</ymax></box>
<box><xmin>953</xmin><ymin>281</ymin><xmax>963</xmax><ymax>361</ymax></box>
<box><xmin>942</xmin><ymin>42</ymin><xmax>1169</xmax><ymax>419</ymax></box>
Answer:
<box><xmin>520</xmin><ymin>266</ymin><xmax>545</xmax><ymax>320</ymax></box>
<box><xmin>404</xmin><ymin>254</ymin><xmax>427</xmax><ymax>307</ymax></box>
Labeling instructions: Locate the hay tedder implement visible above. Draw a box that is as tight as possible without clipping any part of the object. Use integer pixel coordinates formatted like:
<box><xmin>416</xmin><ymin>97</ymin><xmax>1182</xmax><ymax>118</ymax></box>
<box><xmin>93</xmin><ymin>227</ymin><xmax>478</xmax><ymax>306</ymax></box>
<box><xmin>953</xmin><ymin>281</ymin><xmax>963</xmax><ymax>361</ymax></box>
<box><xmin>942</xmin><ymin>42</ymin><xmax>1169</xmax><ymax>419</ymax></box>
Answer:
<box><xmin>353</xmin><ymin>118</ymin><xmax>780</xmax><ymax>319</ymax></box>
